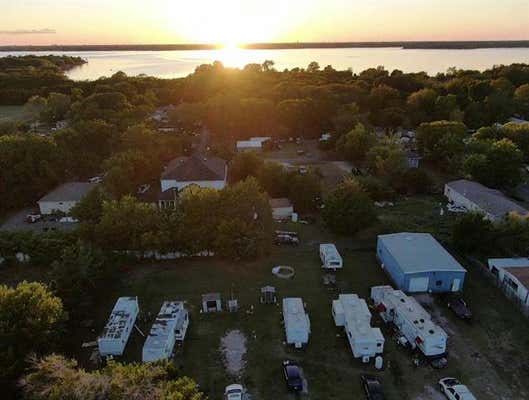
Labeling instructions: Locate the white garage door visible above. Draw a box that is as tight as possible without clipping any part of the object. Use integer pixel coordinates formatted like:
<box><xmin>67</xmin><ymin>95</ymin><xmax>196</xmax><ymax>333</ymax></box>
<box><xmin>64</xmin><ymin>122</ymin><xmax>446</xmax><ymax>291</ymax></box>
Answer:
<box><xmin>409</xmin><ymin>276</ymin><xmax>429</xmax><ymax>292</ymax></box>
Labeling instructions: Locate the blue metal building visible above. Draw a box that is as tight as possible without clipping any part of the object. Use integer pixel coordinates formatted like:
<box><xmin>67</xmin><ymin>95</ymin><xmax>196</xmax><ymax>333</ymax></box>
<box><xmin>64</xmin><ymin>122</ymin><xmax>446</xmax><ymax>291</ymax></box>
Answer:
<box><xmin>376</xmin><ymin>233</ymin><xmax>466</xmax><ymax>293</ymax></box>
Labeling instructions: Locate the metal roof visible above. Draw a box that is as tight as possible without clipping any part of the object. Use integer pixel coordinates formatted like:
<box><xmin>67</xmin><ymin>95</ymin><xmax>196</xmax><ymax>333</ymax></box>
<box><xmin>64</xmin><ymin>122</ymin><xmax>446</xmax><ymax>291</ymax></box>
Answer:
<box><xmin>335</xmin><ymin>294</ymin><xmax>384</xmax><ymax>342</ymax></box>
<box><xmin>378</xmin><ymin>233</ymin><xmax>466</xmax><ymax>274</ymax></box>
<box><xmin>446</xmin><ymin>179</ymin><xmax>528</xmax><ymax>220</ymax></box>
<box><xmin>99</xmin><ymin>297</ymin><xmax>138</xmax><ymax>341</ymax></box>
<box><xmin>38</xmin><ymin>182</ymin><xmax>98</xmax><ymax>203</ymax></box>
<box><xmin>488</xmin><ymin>258</ymin><xmax>529</xmax><ymax>269</ymax></box>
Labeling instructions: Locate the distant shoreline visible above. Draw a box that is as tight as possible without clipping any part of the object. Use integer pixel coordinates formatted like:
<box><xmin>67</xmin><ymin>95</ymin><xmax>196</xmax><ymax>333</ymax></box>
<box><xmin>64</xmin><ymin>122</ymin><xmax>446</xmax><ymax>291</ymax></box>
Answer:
<box><xmin>1</xmin><ymin>41</ymin><xmax>529</xmax><ymax>52</ymax></box>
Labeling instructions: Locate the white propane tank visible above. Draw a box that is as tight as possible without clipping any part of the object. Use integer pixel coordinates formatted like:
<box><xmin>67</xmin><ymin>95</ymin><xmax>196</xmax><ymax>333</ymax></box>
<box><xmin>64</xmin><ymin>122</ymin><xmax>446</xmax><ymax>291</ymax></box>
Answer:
<box><xmin>375</xmin><ymin>356</ymin><xmax>383</xmax><ymax>370</ymax></box>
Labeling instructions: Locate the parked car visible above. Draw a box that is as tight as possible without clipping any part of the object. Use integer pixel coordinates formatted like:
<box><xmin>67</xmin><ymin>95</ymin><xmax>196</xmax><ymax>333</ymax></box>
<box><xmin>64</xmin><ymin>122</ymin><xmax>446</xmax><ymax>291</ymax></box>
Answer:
<box><xmin>25</xmin><ymin>213</ymin><xmax>42</xmax><ymax>223</ymax></box>
<box><xmin>59</xmin><ymin>216</ymin><xmax>79</xmax><ymax>223</ymax></box>
<box><xmin>275</xmin><ymin>234</ymin><xmax>299</xmax><ymax>246</ymax></box>
<box><xmin>298</xmin><ymin>166</ymin><xmax>308</xmax><ymax>174</ymax></box>
<box><xmin>361</xmin><ymin>375</ymin><xmax>384</xmax><ymax>400</ymax></box>
<box><xmin>447</xmin><ymin>295</ymin><xmax>472</xmax><ymax>320</ymax></box>
<box><xmin>439</xmin><ymin>377</ymin><xmax>476</xmax><ymax>400</ymax></box>
<box><xmin>137</xmin><ymin>184</ymin><xmax>151</xmax><ymax>194</ymax></box>
<box><xmin>297</xmin><ymin>149</ymin><xmax>306</xmax><ymax>156</ymax></box>
<box><xmin>224</xmin><ymin>384</ymin><xmax>244</xmax><ymax>400</ymax></box>
<box><xmin>282</xmin><ymin>360</ymin><xmax>303</xmax><ymax>391</ymax></box>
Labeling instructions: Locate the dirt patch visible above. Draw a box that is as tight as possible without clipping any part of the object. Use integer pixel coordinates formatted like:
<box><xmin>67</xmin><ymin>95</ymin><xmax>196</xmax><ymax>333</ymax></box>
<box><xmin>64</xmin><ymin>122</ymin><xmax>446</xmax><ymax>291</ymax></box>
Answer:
<box><xmin>221</xmin><ymin>330</ymin><xmax>247</xmax><ymax>376</ymax></box>
<box><xmin>413</xmin><ymin>385</ymin><xmax>445</xmax><ymax>400</ymax></box>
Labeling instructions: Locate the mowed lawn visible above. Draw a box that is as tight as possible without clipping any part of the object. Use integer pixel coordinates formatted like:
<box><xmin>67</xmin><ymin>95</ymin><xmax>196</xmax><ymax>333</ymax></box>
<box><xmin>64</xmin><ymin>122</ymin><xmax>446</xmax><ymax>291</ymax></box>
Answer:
<box><xmin>0</xmin><ymin>105</ymin><xmax>25</xmax><ymax>122</ymax></box>
<box><xmin>3</xmin><ymin>196</ymin><xmax>529</xmax><ymax>399</ymax></box>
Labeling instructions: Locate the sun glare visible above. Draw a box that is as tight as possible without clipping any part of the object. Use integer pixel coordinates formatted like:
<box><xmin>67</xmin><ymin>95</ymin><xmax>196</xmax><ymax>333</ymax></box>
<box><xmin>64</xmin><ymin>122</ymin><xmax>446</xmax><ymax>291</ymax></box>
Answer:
<box><xmin>168</xmin><ymin>1</ymin><xmax>284</xmax><ymax>46</ymax></box>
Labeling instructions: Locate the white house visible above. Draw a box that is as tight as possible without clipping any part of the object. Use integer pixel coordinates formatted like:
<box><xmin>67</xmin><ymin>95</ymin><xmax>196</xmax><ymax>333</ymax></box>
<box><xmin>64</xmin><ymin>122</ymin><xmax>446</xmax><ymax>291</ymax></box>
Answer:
<box><xmin>444</xmin><ymin>179</ymin><xmax>529</xmax><ymax>222</ymax></box>
<box><xmin>98</xmin><ymin>297</ymin><xmax>139</xmax><ymax>357</ymax></box>
<box><xmin>488</xmin><ymin>258</ymin><xmax>529</xmax><ymax>308</ymax></box>
<box><xmin>38</xmin><ymin>182</ymin><xmax>98</xmax><ymax>215</ymax></box>
<box><xmin>158</xmin><ymin>155</ymin><xmax>227</xmax><ymax>208</ymax></box>
<box><xmin>269</xmin><ymin>198</ymin><xmax>294</xmax><ymax>220</ymax></box>
<box><xmin>332</xmin><ymin>294</ymin><xmax>384</xmax><ymax>360</ymax></box>
<box><xmin>371</xmin><ymin>286</ymin><xmax>447</xmax><ymax>357</ymax></box>
<box><xmin>142</xmin><ymin>301</ymin><xmax>189</xmax><ymax>362</ymax></box>
<box><xmin>282</xmin><ymin>297</ymin><xmax>311</xmax><ymax>348</ymax></box>
<box><xmin>319</xmin><ymin>243</ymin><xmax>343</xmax><ymax>270</ymax></box>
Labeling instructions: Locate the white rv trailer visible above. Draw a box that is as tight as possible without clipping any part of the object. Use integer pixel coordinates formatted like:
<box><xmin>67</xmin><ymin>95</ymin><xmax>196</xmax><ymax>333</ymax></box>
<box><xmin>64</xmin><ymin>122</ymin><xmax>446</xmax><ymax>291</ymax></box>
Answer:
<box><xmin>370</xmin><ymin>286</ymin><xmax>447</xmax><ymax>357</ymax></box>
<box><xmin>332</xmin><ymin>294</ymin><xmax>385</xmax><ymax>359</ymax></box>
<box><xmin>282</xmin><ymin>297</ymin><xmax>311</xmax><ymax>348</ymax></box>
<box><xmin>319</xmin><ymin>243</ymin><xmax>343</xmax><ymax>270</ymax></box>
<box><xmin>98</xmin><ymin>297</ymin><xmax>139</xmax><ymax>357</ymax></box>
<box><xmin>142</xmin><ymin>301</ymin><xmax>189</xmax><ymax>362</ymax></box>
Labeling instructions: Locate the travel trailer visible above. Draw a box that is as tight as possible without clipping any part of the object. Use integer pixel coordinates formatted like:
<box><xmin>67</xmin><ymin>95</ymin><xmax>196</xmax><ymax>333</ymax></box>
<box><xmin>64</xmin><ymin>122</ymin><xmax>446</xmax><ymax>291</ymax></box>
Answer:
<box><xmin>319</xmin><ymin>243</ymin><xmax>343</xmax><ymax>270</ymax></box>
<box><xmin>98</xmin><ymin>297</ymin><xmax>139</xmax><ymax>357</ymax></box>
<box><xmin>282</xmin><ymin>297</ymin><xmax>311</xmax><ymax>348</ymax></box>
<box><xmin>371</xmin><ymin>286</ymin><xmax>447</xmax><ymax>357</ymax></box>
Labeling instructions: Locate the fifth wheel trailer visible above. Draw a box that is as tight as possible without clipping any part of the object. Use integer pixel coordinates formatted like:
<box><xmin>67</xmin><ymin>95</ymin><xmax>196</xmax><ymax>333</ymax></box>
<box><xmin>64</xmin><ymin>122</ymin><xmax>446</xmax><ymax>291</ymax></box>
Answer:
<box><xmin>98</xmin><ymin>297</ymin><xmax>139</xmax><ymax>357</ymax></box>
<box><xmin>319</xmin><ymin>243</ymin><xmax>343</xmax><ymax>270</ymax></box>
<box><xmin>370</xmin><ymin>286</ymin><xmax>447</xmax><ymax>357</ymax></box>
<box><xmin>332</xmin><ymin>294</ymin><xmax>384</xmax><ymax>359</ymax></box>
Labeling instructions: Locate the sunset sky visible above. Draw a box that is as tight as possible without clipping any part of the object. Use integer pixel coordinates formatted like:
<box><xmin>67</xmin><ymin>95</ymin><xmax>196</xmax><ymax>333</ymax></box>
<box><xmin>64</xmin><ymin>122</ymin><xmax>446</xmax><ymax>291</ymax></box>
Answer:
<box><xmin>1</xmin><ymin>0</ymin><xmax>528</xmax><ymax>45</ymax></box>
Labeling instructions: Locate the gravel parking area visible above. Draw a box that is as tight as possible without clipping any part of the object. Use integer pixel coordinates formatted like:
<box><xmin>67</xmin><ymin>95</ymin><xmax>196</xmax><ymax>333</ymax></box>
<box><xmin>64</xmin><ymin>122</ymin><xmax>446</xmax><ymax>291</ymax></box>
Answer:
<box><xmin>1</xmin><ymin>207</ymin><xmax>78</xmax><ymax>232</ymax></box>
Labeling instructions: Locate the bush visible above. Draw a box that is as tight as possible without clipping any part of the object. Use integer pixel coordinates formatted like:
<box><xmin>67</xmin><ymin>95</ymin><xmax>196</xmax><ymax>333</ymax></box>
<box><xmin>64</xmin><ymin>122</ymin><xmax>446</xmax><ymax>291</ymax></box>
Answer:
<box><xmin>357</xmin><ymin>175</ymin><xmax>397</xmax><ymax>201</ymax></box>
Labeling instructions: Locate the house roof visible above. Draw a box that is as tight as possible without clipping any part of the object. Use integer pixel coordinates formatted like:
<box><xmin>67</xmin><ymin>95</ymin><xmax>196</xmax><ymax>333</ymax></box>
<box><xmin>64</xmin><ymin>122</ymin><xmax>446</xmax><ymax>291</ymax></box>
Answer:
<box><xmin>269</xmin><ymin>198</ymin><xmax>292</xmax><ymax>208</ymax></box>
<box><xmin>38</xmin><ymin>182</ymin><xmax>98</xmax><ymax>203</ymax></box>
<box><xmin>488</xmin><ymin>258</ymin><xmax>529</xmax><ymax>269</ymax></box>
<box><xmin>446</xmin><ymin>179</ymin><xmax>528</xmax><ymax>220</ymax></box>
<box><xmin>504</xmin><ymin>267</ymin><xmax>529</xmax><ymax>288</ymax></box>
<box><xmin>161</xmin><ymin>154</ymin><xmax>226</xmax><ymax>182</ymax></box>
<box><xmin>378</xmin><ymin>232</ymin><xmax>466</xmax><ymax>274</ymax></box>
<box><xmin>237</xmin><ymin>140</ymin><xmax>262</xmax><ymax>149</ymax></box>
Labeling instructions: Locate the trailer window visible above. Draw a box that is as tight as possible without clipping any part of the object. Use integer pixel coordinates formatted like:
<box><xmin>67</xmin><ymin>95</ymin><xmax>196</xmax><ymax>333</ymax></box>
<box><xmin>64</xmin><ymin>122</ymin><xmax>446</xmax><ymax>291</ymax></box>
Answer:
<box><xmin>436</xmin><ymin>280</ymin><xmax>442</xmax><ymax>286</ymax></box>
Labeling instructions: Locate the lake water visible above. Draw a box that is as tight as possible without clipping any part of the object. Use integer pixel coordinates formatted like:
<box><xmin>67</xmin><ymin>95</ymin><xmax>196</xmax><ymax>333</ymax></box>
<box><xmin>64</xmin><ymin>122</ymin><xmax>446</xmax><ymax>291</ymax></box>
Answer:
<box><xmin>4</xmin><ymin>47</ymin><xmax>529</xmax><ymax>80</ymax></box>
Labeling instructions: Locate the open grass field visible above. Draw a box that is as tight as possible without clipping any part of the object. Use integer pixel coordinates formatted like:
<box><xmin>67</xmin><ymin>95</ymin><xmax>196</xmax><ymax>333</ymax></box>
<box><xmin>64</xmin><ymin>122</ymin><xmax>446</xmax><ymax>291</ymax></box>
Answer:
<box><xmin>0</xmin><ymin>105</ymin><xmax>25</xmax><ymax>122</ymax></box>
<box><xmin>2</xmin><ymin>196</ymin><xmax>529</xmax><ymax>399</ymax></box>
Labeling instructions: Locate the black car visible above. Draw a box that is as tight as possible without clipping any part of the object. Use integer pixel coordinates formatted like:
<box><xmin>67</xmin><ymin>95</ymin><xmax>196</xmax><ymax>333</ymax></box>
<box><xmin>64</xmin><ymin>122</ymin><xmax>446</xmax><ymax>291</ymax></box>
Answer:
<box><xmin>447</xmin><ymin>295</ymin><xmax>472</xmax><ymax>320</ymax></box>
<box><xmin>282</xmin><ymin>360</ymin><xmax>303</xmax><ymax>391</ymax></box>
<box><xmin>361</xmin><ymin>375</ymin><xmax>384</xmax><ymax>400</ymax></box>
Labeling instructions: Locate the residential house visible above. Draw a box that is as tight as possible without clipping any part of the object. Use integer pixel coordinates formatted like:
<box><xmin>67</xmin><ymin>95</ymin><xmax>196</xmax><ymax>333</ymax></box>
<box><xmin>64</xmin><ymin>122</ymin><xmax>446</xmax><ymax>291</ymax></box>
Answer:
<box><xmin>38</xmin><ymin>182</ymin><xmax>98</xmax><ymax>215</ymax></box>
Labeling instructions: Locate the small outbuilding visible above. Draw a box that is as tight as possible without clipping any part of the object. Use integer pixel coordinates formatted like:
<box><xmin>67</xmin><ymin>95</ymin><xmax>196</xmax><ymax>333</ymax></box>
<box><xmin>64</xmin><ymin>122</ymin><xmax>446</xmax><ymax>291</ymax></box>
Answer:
<box><xmin>260</xmin><ymin>286</ymin><xmax>277</xmax><ymax>304</ymax></box>
<box><xmin>377</xmin><ymin>233</ymin><xmax>466</xmax><ymax>293</ymax></box>
<box><xmin>269</xmin><ymin>198</ymin><xmax>294</xmax><ymax>220</ymax></box>
<box><xmin>38</xmin><ymin>182</ymin><xmax>98</xmax><ymax>215</ymax></box>
<box><xmin>488</xmin><ymin>258</ymin><xmax>529</xmax><ymax>308</ymax></box>
<box><xmin>202</xmin><ymin>293</ymin><xmax>222</xmax><ymax>313</ymax></box>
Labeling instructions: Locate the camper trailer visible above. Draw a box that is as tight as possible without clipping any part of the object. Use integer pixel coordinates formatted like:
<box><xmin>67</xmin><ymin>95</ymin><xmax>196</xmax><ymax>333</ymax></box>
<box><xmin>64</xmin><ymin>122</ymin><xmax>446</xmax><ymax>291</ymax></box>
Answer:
<box><xmin>319</xmin><ymin>243</ymin><xmax>343</xmax><ymax>270</ymax></box>
<box><xmin>282</xmin><ymin>297</ymin><xmax>311</xmax><ymax>348</ymax></box>
<box><xmin>332</xmin><ymin>294</ymin><xmax>385</xmax><ymax>359</ymax></box>
<box><xmin>371</xmin><ymin>286</ymin><xmax>447</xmax><ymax>357</ymax></box>
<box><xmin>98</xmin><ymin>297</ymin><xmax>139</xmax><ymax>357</ymax></box>
<box><xmin>142</xmin><ymin>301</ymin><xmax>189</xmax><ymax>362</ymax></box>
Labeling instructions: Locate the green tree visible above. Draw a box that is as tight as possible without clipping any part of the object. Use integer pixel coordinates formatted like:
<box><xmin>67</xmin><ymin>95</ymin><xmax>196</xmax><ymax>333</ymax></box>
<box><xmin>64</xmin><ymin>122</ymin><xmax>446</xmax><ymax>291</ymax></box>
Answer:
<box><xmin>365</xmin><ymin>143</ymin><xmax>407</xmax><ymax>179</ymax></box>
<box><xmin>514</xmin><ymin>84</ymin><xmax>529</xmax><ymax>118</ymax></box>
<box><xmin>452</xmin><ymin>212</ymin><xmax>495</xmax><ymax>254</ymax></box>
<box><xmin>20</xmin><ymin>354</ymin><xmax>205</xmax><ymax>400</ymax></box>
<box><xmin>322</xmin><ymin>179</ymin><xmax>377</xmax><ymax>235</ymax></box>
<box><xmin>407</xmin><ymin>88</ymin><xmax>437</xmax><ymax>125</ymax></box>
<box><xmin>257</xmin><ymin>162</ymin><xmax>289</xmax><ymax>198</ymax></box>
<box><xmin>464</xmin><ymin>138</ymin><xmax>523</xmax><ymax>188</ymax></box>
<box><xmin>288</xmin><ymin>172</ymin><xmax>321</xmax><ymax>213</ymax></box>
<box><xmin>336</xmin><ymin>123</ymin><xmax>376</xmax><ymax>164</ymax></box>
<box><xmin>416</xmin><ymin>120</ymin><xmax>467</xmax><ymax>167</ymax></box>
<box><xmin>228</xmin><ymin>151</ymin><xmax>264</xmax><ymax>183</ymax></box>
<box><xmin>0</xmin><ymin>282</ymin><xmax>66</xmax><ymax>385</ymax></box>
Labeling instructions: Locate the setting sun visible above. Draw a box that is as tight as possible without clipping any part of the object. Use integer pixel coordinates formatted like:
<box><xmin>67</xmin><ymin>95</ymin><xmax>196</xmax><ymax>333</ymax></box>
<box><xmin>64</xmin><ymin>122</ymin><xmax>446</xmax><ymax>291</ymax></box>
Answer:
<box><xmin>168</xmin><ymin>0</ymin><xmax>283</xmax><ymax>45</ymax></box>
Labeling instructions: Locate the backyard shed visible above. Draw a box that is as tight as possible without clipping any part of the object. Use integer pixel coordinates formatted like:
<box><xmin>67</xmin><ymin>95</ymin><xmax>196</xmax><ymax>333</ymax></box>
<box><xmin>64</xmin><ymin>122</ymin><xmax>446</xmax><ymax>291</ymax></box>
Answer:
<box><xmin>142</xmin><ymin>301</ymin><xmax>189</xmax><ymax>362</ymax></box>
<box><xmin>38</xmin><ymin>182</ymin><xmax>98</xmax><ymax>215</ymax></box>
<box><xmin>371</xmin><ymin>286</ymin><xmax>447</xmax><ymax>357</ymax></box>
<box><xmin>202</xmin><ymin>293</ymin><xmax>222</xmax><ymax>313</ymax></box>
<box><xmin>488</xmin><ymin>258</ymin><xmax>529</xmax><ymax>309</ymax></box>
<box><xmin>269</xmin><ymin>198</ymin><xmax>294</xmax><ymax>220</ymax></box>
<box><xmin>332</xmin><ymin>293</ymin><xmax>384</xmax><ymax>359</ymax></box>
<box><xmin>377</xmin><ymin>233</ymin><xmax>466</xmax><ymax>293</ymax></box>
<box><xmin>98</xmin><ymin>297</ymin><xmax>139</xmax><ymax>357</ymax></box>
<box><xmin>282</xmin><ymin>297</ymin><xmax>311</xmax><ymax>348</ymax></box>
